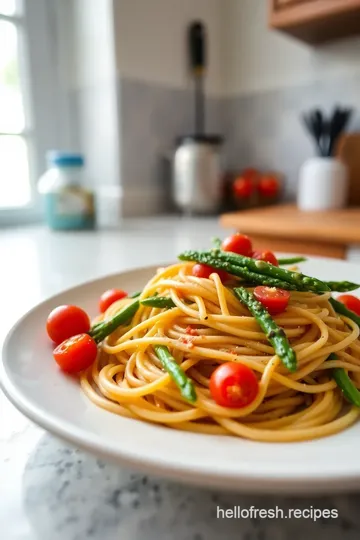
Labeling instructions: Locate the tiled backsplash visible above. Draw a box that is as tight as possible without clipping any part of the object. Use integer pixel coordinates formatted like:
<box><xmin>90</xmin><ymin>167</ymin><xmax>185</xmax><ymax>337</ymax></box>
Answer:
<box><xmin>74</xmin><ymin>73</ymin><xmax>360</xmax><ymax>214</ymax></box>
<box><xmin>119</xmin><ymin>78</ymin><xmax>224</xmax><ymax>215</ymax></box>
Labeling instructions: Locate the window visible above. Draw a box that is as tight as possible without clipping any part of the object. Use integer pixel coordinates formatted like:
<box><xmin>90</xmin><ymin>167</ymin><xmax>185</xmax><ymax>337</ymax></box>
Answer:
<box><xmin>0</xmin><ymin>0</ymin><xmax>64</xmax><ymax>225</ymax></box>
<box><xmin>0</xmin><ymin>1</ymin><xmax>31</xmax><ymax>209</ymax></box>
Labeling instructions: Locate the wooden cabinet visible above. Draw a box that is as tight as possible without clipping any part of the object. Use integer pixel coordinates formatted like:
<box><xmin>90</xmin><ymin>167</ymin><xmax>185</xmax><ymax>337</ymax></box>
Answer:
<box><xmin>269</xmin><ymin>0</ymin><xmax>360</xmax><ymax>44</ymax></box>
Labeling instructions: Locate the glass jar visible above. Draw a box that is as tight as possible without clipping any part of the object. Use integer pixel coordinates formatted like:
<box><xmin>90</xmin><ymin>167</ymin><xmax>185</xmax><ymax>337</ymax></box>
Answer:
<box><xmin>38</xmin><ymin>151</ymin><xmax>95</xmax><ymax>230</ymax></box>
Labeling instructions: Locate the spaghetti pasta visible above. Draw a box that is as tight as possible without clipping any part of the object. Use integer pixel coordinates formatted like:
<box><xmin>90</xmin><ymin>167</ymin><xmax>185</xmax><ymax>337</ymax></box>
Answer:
<box><xmin>80</xmin><ymin>262</ymin><xmax>360</xmax><ymax>442</ymax></box>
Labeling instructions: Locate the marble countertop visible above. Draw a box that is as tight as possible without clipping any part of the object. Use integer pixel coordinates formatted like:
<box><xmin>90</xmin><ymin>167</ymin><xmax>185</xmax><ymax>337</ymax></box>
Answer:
<box><xmin>1</xmin><ymin>217</ymin><xmax>360</xmax><ymax>540</ymax></box>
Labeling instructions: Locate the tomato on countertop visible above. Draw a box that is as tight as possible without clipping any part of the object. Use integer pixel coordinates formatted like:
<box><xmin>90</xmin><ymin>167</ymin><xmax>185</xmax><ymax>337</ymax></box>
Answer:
<box><xmin>192</xmin><ymin>263</ymin><xmax>229</xmax><ymax>283</ymax></box>
<box><xmin>210</xmin><ymin>362</ymin><xmax>259</xmax><ymax>408</ymax></box>
<box><xmin>53</xmin><ymin>333</ymin><xmax>98</xmax><ymax>374</ymax></box>
<box><xmin>258</xmin><ymin>175</ymin><xmax>280</xmax><ymax>198</ymax></box>
<box><xmin>233</xmin><ymin>177</ymin><xmax>254</xmax><ymax>199</ymax></box>
<box><xmin>337</xmin><ymin>295</ymin><xmax>360</xmax><ymax>317</ymax></box>
<box><xmin>252</xmin><ymin>250</ymin><xmax>279</xmax><ymax>266</ymax></box>
<box><xmin>253</xmin><ymin>286</ymin><xmax>290</xmax><ymax>315</ymax></box>
<box><xmin>46</xmin><ymin>305</ymin><xmax>90</xmax><ymax>345</ymax></box>
<box><xmin>221</xmin><ymin>233</ymin><xmax>253</xmax><ymax>257</ymax></box>
<box><xmin>99</xmin><ymin>288</ymin><xmax>128</xmax><ymax>313</ymax></box>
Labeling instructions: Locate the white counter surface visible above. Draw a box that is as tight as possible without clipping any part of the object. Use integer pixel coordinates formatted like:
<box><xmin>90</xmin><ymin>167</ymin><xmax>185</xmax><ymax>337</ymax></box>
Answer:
<box><xmin>1</xmin><ymin>217</ymin><xmax>360</xmax><ymax>540</ymax></box>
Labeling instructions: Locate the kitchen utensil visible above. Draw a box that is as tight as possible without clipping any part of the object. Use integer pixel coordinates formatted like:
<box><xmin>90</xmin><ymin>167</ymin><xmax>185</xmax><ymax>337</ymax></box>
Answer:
<box><xmin>302</xmin><ymin>106</ymin><xmax>353</xmax><ymax>157</ymax></box>
<box><xmin>172</xmin><ymin>21</ymin><xmax>223</xmax><ymax>214</ymax></box>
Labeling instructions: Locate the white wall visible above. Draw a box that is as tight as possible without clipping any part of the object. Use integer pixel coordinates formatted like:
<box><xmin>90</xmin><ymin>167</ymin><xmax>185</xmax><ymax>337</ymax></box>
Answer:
<box><xmin>71</xmin><ymin>0</ymin><xmax>121</xmax><ymax>187</ymax></box>
<box><xmin>112</xmin><ymin>0</ymin><xmax>226</xmax><ymax>96</ymax></box>
<box><xmin>225</xmin><ymin>0</ymin><xmax>360</xmax><ymax>96</ymax></box>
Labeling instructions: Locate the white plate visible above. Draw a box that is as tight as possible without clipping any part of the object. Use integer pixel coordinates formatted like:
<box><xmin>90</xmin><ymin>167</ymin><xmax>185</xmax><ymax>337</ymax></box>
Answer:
<box><xmin>1</xmin><ymin>259</ymin><xmax>360</xmax><ymax>495</ymax></box>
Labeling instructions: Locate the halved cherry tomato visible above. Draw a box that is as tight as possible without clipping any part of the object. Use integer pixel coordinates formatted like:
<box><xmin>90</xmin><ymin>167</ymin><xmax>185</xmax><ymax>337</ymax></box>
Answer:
<box><xmin>233</xmin><ymin>177</ymin><xmax>254</xmax><ymax>199</ymax></box>
<box><xmin>221</xmin><ymin>233</ymin><xmax>253</xmax><ymax>257</ymax></box>
<box><xmin>99</xmin><ymin>288</ymin><xmax>128</xmax><ymax>313</ymax></box>
<box><xmin>337</xmin><ymin>295</ymin><xmax>360</xmax><ymax>316</ymax></box>
<box><xmin>252</xmin><ymin>250</ymin><xmax>279</xmax><ymax>266</ymax></box>
<box><xmin>46</xmin><ymin>305</ymin><xmax>90</xmax><ymax>345</ymax></box>
<box><xmin>253</xmin><ymin>286</ymin><xmax>290</xmax><ymax>315</ymax></box>
<box><xmin>53</xmin><ymin>333</ymin><xmax>98</xmax><ymax>374</ymax></box>
<box><xmin>192</xmin><ymin>263</ymin><xmax>228</xmax><ymax>282</ymax></box>
<box><xmin>209</xmin><ymin>362</ymin><xmax>259</xmax><ymax>408</ymax></box>
<box><xmin>258</xmin><ymin>175</ymin><xmax>280</xmax><ymax>198</ymax></box>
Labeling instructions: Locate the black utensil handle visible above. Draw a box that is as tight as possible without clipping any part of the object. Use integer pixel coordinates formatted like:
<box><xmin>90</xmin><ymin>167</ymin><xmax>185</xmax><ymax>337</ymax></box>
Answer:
<box><xmin>188</xmin><ymin>21</ymin><xmax>206</xmax><ymax>74</ymax></box>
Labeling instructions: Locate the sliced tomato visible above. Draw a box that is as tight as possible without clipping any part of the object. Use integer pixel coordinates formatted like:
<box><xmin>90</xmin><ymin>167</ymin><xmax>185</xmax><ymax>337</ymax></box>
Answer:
<box><xmin>209</xmin><ymin>362</ymin><xmax>259</xmax><ymax>408</ymax></box>
<box><xmin>46</xmin><ymin>305</ymin><xmax>90</xmax><ymax>345</ymax></box>
<box><xmin>337</xmin><ymin>295</ymin><xmax>360</xmax><ymax>316</ymax></box>
<box><xmin>252</xmin><ymin>250</ymin><xmax>279</xmax><ymax>266</ymax></box>
<box><xmin>192</xmin><ymin>263</ymin><xmax>228</xmax><ymax>282</ymax></box>
<box><xmin>99</xmin><ymin>288</ymin><xmax>128</xmax><ymax>313</ymax></box>
<box><xmin>233</xmin><ymin>177</ymin><xmax>254</xmax><ymax>199</ymax></box>
<box><xmin>221</xmin><ymin>233</ymin><xmax>253</xmax><ymax>257</ymax></box>
<box><xmin>258</xmin><ymin>175</ymin><xmax>280</xmax><ymax>198</ymax></box>
<box><xmin>53</xmin><ymin>333</ymin><xmax>98</xmax><ymax>374</ymax></box>
<box><xmin>253</xmin><ymin>286</ymin><xmax>290</xmax><ymax>315</ymax></box>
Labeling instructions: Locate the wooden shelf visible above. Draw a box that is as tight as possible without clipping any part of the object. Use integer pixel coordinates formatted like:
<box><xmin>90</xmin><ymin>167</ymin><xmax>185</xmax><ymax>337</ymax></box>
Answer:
<box><xmin>269</xmin><ymin>0</ymin><xmax>360</xmax><ymax>44</ymax></box>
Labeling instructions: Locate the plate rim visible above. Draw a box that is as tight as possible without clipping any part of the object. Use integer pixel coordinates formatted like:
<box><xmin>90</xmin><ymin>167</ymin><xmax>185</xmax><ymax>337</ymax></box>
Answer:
<box><xmin>2</xmin><ymin>259</ymin><xmax>360</xmax><ymax>494</ymax></box>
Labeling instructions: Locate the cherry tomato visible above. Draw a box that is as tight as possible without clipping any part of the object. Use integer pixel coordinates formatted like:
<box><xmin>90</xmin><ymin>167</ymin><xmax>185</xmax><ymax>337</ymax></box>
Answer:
<box><xmin>53</xmin><ymin>333</ymin><xmax>98</xmax><ymax>374</ymax></box>
<box><xmin>253</xmin><ymin>286</ymin><xmax>290</xmax><ymax>315</ymax></box>
<box><xmin>337</xmin><ymin>295</ymin><xmax>360</xmax><ymax>316</ymax></box>
<box><xmin>192</xmin><ymin>263</ymin><xmax>228</xmax><ymax>282</ymax></box>
<box><xmin>99</xmin><ymin>288</ymin><xmax>128</xmax><ymax>313</ymax></box>
<box><xmin>46</xmin><ymin>305</ymin><xmax>90</xmax><ymax>345</ymax></box>
<box><xmin>221</xmin><ymin>233</ymin><xmax>253</xmax><ymax>257</ymax></box>
<box><xmin>233</xmin><ymin>177</ymin><xmax>254</xmax><ymax>199</ymax></box>
<box><xmin>258</xmin><ymin>175</ymin><xmax>280</xmax><ymax>198</ymax></box>
<box><xmin>252</xmin><ymin>250</ymin><xmax>279</xmax><ymax>266</ymax></box>
<box><xmin>209</xmin><ymin>362</ymin><xmax>259</xmax><ymax>408</ymax></box>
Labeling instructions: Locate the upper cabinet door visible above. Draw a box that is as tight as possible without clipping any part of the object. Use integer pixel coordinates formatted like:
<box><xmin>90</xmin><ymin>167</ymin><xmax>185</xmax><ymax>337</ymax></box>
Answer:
<box><xmin>269</xmin><ymin>0</ymin><xmax>360</xmax><ymax>44</ymax></box>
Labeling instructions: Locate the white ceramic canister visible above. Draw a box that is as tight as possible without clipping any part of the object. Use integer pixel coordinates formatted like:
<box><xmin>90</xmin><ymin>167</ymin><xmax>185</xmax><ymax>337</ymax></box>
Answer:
<box><xmin>297</xmin><ymin>157</ymin><xmax>348</xmax><ymax>211</ymax></box>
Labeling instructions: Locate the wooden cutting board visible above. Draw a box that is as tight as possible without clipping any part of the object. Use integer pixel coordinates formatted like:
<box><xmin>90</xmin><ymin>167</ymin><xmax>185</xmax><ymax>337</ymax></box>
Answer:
<box><xmin>220</xmin><ymin>204</ymin><xmax>360</xmax><ymax>259</ymax></box>
<box><xmin>337</xmin><ymin>133</ymin><xmax>360</xmax><ymax>206</ymax></box>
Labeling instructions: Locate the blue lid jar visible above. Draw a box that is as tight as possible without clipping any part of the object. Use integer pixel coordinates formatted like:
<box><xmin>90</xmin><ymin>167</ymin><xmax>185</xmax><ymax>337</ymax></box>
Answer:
<box><xmin>39</xmin><ymin>150</ymin><xmax>95</xmax><ymax>230</ymax></box>
<box><xmin>47</xmin><ymin>151</ymin><xmax>85</xmax><ymax>168</ymax></box>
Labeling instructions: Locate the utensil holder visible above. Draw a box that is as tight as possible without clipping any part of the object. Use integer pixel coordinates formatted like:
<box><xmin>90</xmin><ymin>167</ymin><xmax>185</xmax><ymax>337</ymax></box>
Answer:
<box><xmin>297</xmin><ymin>157</ymin><xmax>348</xmax><ymax>211</ymax></box>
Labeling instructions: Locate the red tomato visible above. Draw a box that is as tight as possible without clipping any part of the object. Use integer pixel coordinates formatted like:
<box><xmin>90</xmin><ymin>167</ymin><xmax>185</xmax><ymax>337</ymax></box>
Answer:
<box><xmin>99</xmin><ymin>289</ymin><xmax>128</xmax><ymax>313</ymax></box>
<box><xmin>192</xmin><ymin>263</ymin><xmax>228</xmax><ymax>282</ymax></box>
<box><xmin>53</xmin><ymin>333</ymin><xmax>98</xmax><ymax>374</ymax></box>
<box><xmin>209</xmin><ymin>362</ymin><xmax>259</xmax><ymax>408</ymax></box>
<box><xmin>221</xmin><ymin>233</ymin><xmax>253</xmax><ymax>257</ymax></box>
<box><xmin>233</xmin><ymin>177</ymin><xmax>254</xmax><ymax>199</ymax></box>
<box><xmin>46</xmin><ymin>305</ymin><xmax>90</xmax><ymax>345</ymax></box>
<box><xmin>258</xmin><ymin>175</ymin><xmax>280</xmax><ymax>198</ymax></box>
<box><xmin>253</xmin><ymin>286</ymin><xmax>290</xmax><ymax>315</ymax></box>
<box><xmin>337</xmin><ymin>295</ymin><xmax>360</xmax><ymax>316</ymax></box>
<box><xmin>252</xmin><ymin>250</ymin><xmax>279</xmax><ymax>266</ymax></box>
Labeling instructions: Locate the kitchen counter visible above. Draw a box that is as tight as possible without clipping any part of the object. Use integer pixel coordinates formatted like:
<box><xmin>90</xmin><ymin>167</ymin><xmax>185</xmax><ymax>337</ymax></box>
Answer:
<box><xmin>1</xmin><ymin>217</ymin><xmax>360</xmax><ymax>540</ymax></box>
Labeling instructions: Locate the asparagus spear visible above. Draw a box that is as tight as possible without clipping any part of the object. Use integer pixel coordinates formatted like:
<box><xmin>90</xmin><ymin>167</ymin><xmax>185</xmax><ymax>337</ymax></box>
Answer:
<box><xmin>329</xmin><ymin>298</ymin><xmax>360</xmax><ymax>327</ymax></box>
<box><xmin>179</xmin><ymin>250</ymin><xmax>330</xmax><ymax>293</ymax></box>
<box><xmin>129</xmin><ymin>291</ymin><xmax>142</xmax><ymax>298</ymax></box>
<box><xmin>89</xmin><ymin>299</ymin><xmax>139</xmax><ymax>343</ymax></box>
<box><xmin>154</xmin><ymin>345</ymin><xmax>197</xmax><ymax>403</ymax></box>
<box><xmin>277</xmin><ymin>256</ymin><xmax>307</xmax><ymax>265</ymax></box>
<box><xmin>186</xmin><ymin>252</ymin><xmax>298</xmax><ymax>290</ymax></box>
<box><xmin>234</xmin><ymin>287</ymin><xmax>297</xmax><ymax>372</ymax></box>
<box><xmin>141</xmin><ymin>296</ymin><xmax>176</xmax><ymax>309</ymax></box>
<box><xmin>325</xmin><ymin>281</ymin><xmax>360</xmax><ymax>293</ymax></box>
<box><xmin>333</xmin><ymin>368</ymin><xmax>360</xmax><ymax>407</ymax></box>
